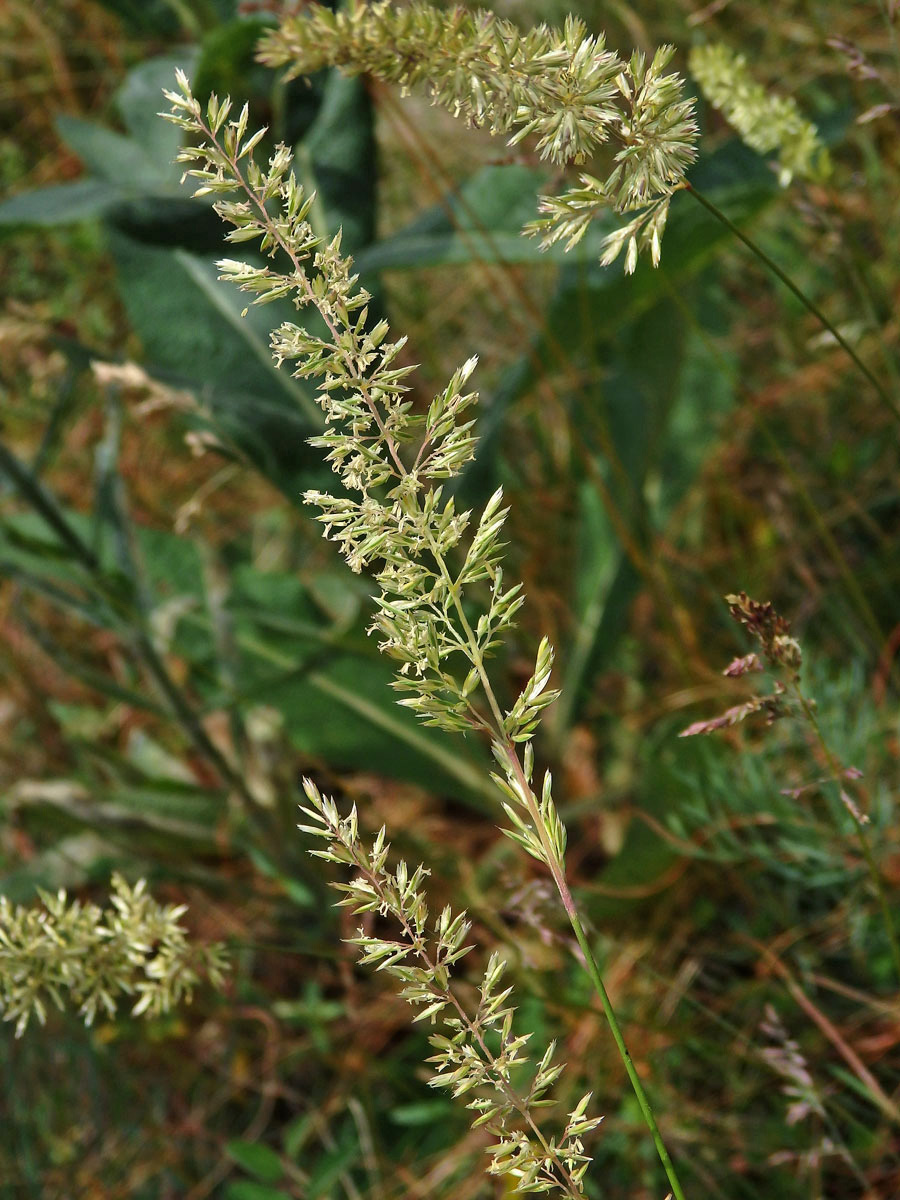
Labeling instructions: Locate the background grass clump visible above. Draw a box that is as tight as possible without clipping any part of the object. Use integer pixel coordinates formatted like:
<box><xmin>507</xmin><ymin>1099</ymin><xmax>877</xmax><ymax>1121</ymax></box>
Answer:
<box><xmin>1</xmin><ymin>0</ymin><xmax>900</xmax><ymax>1197</ymax></box>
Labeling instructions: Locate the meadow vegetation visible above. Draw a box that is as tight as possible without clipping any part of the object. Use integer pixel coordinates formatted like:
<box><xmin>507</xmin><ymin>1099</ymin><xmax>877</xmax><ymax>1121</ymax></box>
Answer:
<box><xmin>1</xmin><ymin>1</ymin><xmax>899</xmax><ymax>1197</ymax></box>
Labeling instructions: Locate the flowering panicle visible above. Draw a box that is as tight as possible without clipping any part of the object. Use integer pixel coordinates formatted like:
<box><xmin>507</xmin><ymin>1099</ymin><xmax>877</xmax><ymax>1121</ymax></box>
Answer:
<box><xmin>690</xmin><ymin>43</ymin><xmax>830</xmax><ymax>187</ymax></box>
<box><xmin>162</xmin><ymin>71</ymin><xmax>569</xmax><ymax>880</ymax></box>
<box><xmin>0</xmin><ymin>874</ymin><xmax>227</xmax><ymax>1037</ymax></box>
<box><xmin>678</xmin><ymin>595</ymin><xmax>873</xmax><ymax>823</ymax></box>
<box><xmin>258</xmin><ymin>0</ymin><xmax>698</xmax><ymax>273</ymax></box>
<box><xmin>300</xmin><ymin>780</ymin><xmax>602</xmax><ymax>1196</ymax></box>
<box><xmin>161</xmin><ymin>74</ymin><xmax>682</xmax><ymax>1197</ymax></box>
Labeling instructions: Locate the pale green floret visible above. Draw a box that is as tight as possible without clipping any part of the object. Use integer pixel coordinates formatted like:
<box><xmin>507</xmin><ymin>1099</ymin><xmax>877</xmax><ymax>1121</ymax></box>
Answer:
<box><xmin>258</xmin><ymin>0</ymin><xmax>698</xmax><ymax>272</ymax></box>
<box><xmin>690</xmin><ymin>42</ymin><xmax>831</xmax><ymax>186</ymax></box>
<box><xmin>299</xmin><ymin>780</ymin><xmax>602</xmax><ymax>1196</ymax></box>
<box><xmin>0</xmin><ymin>873</ymin><xmax>227</xmax><ymax>1037</ymax></box>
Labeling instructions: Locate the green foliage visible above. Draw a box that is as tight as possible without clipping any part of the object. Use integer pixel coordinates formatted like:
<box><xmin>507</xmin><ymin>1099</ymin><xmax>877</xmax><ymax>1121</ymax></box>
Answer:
<box><xmin>0</xmin><ymin>36</ymin><xmax>379</xmax><ymax>501</ymax></box>
<box><xmin>2</xmin><ymin>0</ymin><xmax>900</xmax><ymax>1195</ymax></box>
<box><xmin>226</xmin><ymin>1139</ymin><xmax>286</xmax><ymax>1184</ymax></box>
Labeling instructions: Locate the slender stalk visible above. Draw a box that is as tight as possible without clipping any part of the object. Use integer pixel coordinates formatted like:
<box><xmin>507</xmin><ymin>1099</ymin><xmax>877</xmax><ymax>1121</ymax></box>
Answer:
<box><xmin>502</xmin><ymin>741</ymin><xmax>687</xmax><ymax>1200</ymax></box>
<box><xmin>432</xmin><ymin>549</ymin><xmax>688</xmax><ymax>1199</ymax></box>
<box><xmin>753</xmin><ymin>423</ymin><xmax>894</xmax><ymax>670</ymax></box>
<box><xmin>566</xmin><ymin>906</ymin><xmax>686</xmax><ymax>1197</ymax></box>
<box><xmin>356</xmin><ymin>855</ymin><xmax>587</xmax><ymax>1199</ymax></box>
<box><xmin>0</xmin><ymin>439</ymin><xmax>100</xmax><ymax>571</ymax></box>
<box><xmin>657</xmin><ymin>270</ymin><xmax>899</xmax><ymax>690</ymax></box>
<box><xmin>684</xmin><ymin>183</ymin><xmax>900</xmax><ymax>427</ymax></box>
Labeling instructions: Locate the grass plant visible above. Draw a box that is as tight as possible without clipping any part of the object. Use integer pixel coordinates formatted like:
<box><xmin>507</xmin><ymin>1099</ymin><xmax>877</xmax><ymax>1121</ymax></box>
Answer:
<box><xmin>1</xmin><ymin>0</ymin><xmax>899</xmax><ymax>1196</ymax></box>
<box><xmin>162</xmin><ymin>65</ymin><xmax>688</xmax><ymax>1195</ymax></box>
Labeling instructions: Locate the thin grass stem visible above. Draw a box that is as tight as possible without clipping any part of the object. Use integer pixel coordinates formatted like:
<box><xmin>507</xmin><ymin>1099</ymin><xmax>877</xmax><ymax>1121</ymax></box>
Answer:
<box><xmin>684</xmin><ymin>183</ymin><xmax>900</xmax><ymax>427</ymax></box>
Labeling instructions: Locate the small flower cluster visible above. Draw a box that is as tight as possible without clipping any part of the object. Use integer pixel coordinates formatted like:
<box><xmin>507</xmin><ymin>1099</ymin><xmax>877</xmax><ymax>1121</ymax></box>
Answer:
<box><xmin>0</xmin><ymin>874</ymin><xmax>227</xmax><ymax>1037</ymax></box>
<box><xmin>679</xmin><ymin>592</ymin><xmax>801</xmax><ymax>738</ymax></box>
<box><xmin>759</xmin><ymin>1005</ymin><xmax>825</xmax><ymax>1128</ymax></box>
<box><xmin>724</xmin><ymin>591</ymin><xmax>803</xmax><ymax>674</ymax></box>
<box><xmin>681</xmin><ymin>594</ymin><xmax>877</xmax><ymax>842</ymax></box>
<box><xmin>258</xmin><ymin>0</ymin><xmax>698</xmax><ymax>273</ymax></box>
<box><xmin>690</xmin><ymin>43</ymin><xmax>830</xmax><ymax>187</ymax></box>
<box><xmin>527</xmin><ymin>46</ymin><xmax>698</xmax><ymax>272</ymax></box>
<box><xmin>300</xmin><ymin>780</ymin><xmax>602</xmax><ymax>1196</ymax></box>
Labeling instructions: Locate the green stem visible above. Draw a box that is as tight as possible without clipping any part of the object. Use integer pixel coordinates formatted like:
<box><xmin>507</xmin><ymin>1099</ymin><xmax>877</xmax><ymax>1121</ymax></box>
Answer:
<box><xmin>433</xmin><ymin>552</ymin><xmax>687</xmax><ymax>1198</ymax></box>
<box><xmin>502</xmin><ymin>740</ymin><xmax>688</xmax><ymax>1200</ymax></box>
<box><xmin>567</xmin><ymin>905</ymin><xmax>687</xmax><ymax>1200</ymax></box>
<box><xmin>684</xmin><ymin>183</ymin><xmax>900</xmax><ymax>427</ymax></box>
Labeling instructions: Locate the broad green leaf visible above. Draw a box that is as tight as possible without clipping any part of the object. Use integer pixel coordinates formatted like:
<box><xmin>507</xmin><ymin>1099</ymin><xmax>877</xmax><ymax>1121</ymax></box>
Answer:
<box><xmin>547</xmin><ymin>481</ymin><xmax>616</xmax><ymax>739</ymax></box>
<box><xmin>306</xmin><ymin>1122</ymin><xmax>359</xmax><ymax>1200</ymax></box>
<box><xmin>115</xmin><ymin>51</ymin><xmax>197</xmax><ymax>173</ymax></box>
<box><xmin>302</xmin><ymin>72</ymin><xmax>378</xmax><ymax>255</ymax></box>
<box><xmin>390</xmin><ymin>1100</ymin><xmax>454</xmax><ymax>1127</ymax></box>
<box><xmin>226</xmin><ymin>1141</ymin><xmax>285</xmax><ymax>1185</ymax></box>
<box><xmin>106</xmin><ymin>194</ymin><xmax>224</xmax><ymax>250</ymax></box>
<box><xmin>355</xmin><ymin>164</ymin><xmax>563</xmax><ymax>271</ymax></box>
<box><xmin>551</xmin><ymin>299</ymin><xmax>687</xmax><ymax>731</ymax></box>
<box><xmin>193</xmin><ymin>18</ymin><xmax>281</xmax><ymax>111</ymax></box>
<box><xmin>107</xmin><ymin>236</ymin><xmax>310</xmax><ymax>409</ymax></box>
<box><xmin>105</xmin><ymin>233</ymin><xmax>320</xmax><ymax>497</ymax></box>
<box><xmin>246</xmin><ymin>846</ymin><xmax>315</xmax><ymax>908</ymax></box>
<box><xmin>0</xmin><ymin>180</ymin><xmax>119</xmax><ymax>227</ymax></box>
<box><xmin>90</xmin><ymin>0</ymin><xmax>180</xmax><ymax>35</ymax></box>
<box><xmin>55</xmin><ymin>115</ymin><xmax>171</xmax><ymax>190</ymax></box>
<box><xmin>223</xmin><ymin>566</ymin><xmax>494</xmax><ymax>806</ymax></box>
<box><xmin>224</xmin><ymin>1185</ymin><xmax>292</xmax><ymax>1200</ymax></box>
<box><xmin>194</xmin><ymin>16</ymin><xmax>333</xmax><ymax>149</ymax></box>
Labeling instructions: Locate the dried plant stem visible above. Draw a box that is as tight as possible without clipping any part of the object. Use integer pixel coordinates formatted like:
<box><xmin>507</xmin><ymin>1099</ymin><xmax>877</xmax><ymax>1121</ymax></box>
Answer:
<box><xmin>752</xmin><ymin>938</ymin><xmax>900</xmax><ymax>1126</ymax></box>
<box><xmin>683</xmin><ymin>183</ymin><xmax>900</xmax><ymax>427</ymax></box>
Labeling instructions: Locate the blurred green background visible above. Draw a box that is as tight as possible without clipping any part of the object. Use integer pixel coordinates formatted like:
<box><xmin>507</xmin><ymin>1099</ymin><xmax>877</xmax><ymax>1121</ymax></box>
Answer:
<box><xmin>1</xmin><ymin>0</ymin><xmax>899</xmax><ymax>1196</ymax></box>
